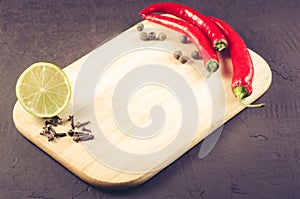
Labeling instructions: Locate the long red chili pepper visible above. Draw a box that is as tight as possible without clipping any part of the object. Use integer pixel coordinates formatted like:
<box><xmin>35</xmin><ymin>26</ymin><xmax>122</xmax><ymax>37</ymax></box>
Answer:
<box><xmin>141</xmin><ymin>13</ymin><xmax>219</xmax><ymax>76</ymax></box>
<box><xmin>208</xmin><ymin>16</ymin><xmax>265</xmax><ymax>107</ymax></box>
<box><xmin>140</xmin><ymin>2</ymin><xmax>228</xmax><ymax>52</ymax></box>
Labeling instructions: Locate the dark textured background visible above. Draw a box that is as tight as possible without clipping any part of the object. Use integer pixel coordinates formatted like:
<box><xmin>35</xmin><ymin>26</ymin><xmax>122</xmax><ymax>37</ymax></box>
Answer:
<box><xmin>1</xmin><ymin>0</ymin><xmax>299</xmax><ymax>198</ymax></box>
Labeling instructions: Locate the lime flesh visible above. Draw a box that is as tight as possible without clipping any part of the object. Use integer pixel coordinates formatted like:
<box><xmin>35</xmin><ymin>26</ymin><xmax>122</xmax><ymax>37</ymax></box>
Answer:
<box><xmin>16</xmin><ymin>62</ymin><xmax>71</xmax><ymax>118</ymax></box>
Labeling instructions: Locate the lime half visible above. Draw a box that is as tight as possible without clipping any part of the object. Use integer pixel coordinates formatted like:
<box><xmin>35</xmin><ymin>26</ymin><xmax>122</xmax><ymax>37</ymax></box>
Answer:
<box><xmin>16</xmin><ymin>62</ymin><xmax>71</xmax><ymax>118</ymax></box>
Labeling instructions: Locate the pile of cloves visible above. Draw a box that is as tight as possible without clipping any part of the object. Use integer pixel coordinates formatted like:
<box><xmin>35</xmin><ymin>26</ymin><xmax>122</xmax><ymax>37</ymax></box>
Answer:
<box><xmin>40</xmin><ymin>116</ymin><xmax>66</xmax><ymax>141</ymax></box>
<box><xmin>39</xmin><ymin>115</ymin><xmax>94</xmax><ymax>143</ymax></box>
<box><xmin>67</xmin><ymin>115</ymin><xmax>94</xmax><ymax>142</ymax></box>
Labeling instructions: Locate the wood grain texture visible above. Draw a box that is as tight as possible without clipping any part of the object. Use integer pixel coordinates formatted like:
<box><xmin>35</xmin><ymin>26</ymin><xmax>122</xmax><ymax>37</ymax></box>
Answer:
<box><xmin>13</xmin><ymin>20</ymin><xmax>272</xmax><ymax>189</ymax></box>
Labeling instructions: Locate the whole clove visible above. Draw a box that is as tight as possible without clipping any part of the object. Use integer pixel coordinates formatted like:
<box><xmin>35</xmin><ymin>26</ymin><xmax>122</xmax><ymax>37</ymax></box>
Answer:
<box><xmin>80</xmin><ymin>134</ymin><xmax>94</xmax><ymax>141</ymax></box>
<box><xmin>39</xmin><ymin>115</ymin><xmax>94</xmax><ymax>143</ymax></box>
<box><xmin>73</xmin><ymin>134</ymin><xmax>80</xmax><ymax>142</ymax></box>
<box><xmin>74</xmin><ymin>131</ymin><xmax>89</xmax><ymax>136</ymax></box>
<box><xmin>45</xmin><ymin>116</ymin><xmax>63</xmax><ymax>126</ymax></box>
<box><xmin>45</xmin><ymin>119</ymin><xmax>56</xmax><ymax>126</ymax></box>
<box><xmin>73</xmin><ymin>134</ymin><xmax>94</xmax><ymax>142</ymax></box>
<box><xmin>52</xmin><ymin>116</ymin><xmax>63</xmax><ymax>125</ymax></box>
<box><xmin>40</xmin><ymin>131</ymin><xmax>47</xmax><ymax>136</ymax></box>
<box><xmin>75</xmin><ymin>121</ymin><xmax>90</xmax><ymax>128</ymax></box>
<box><xmin>82</xmin><ymin>127</ymin><xmax>92</xmax><ymax>133</ymax></box>
<box><xmin>67</xmin><ymin>129</ymin><xmax>74</xmax><ymax>137</ymax></box>
<box><xmin>48</xmin><ymin>126</ymin><xmax>57</xmax><ymax>134</ymax></box>
<box><xmin>40</xmin><ymin>129</ymin><xmax>53</xmax><ymax>141</ymax></box>
<box><xmin>48</xmin><ymin>126</ymin><xmax>67</xmax><ymax>138</ymax></box>
<box><xmin>54</xmin><ymin>132</ymin><xmax>67</xmax><ymax>138</ymax></box>
<box><xmin>48</xmin><ymin>134</ymin><xmax>55</xmax><ymax>142</ymax></box>
<box><xmin>68</xmin><ymin>115</ymin><xmax>75</xmax><ymax>130</ymax></box>
<box><xmin>42</xmin><ymin>126</ymin><xmax>51</xmax><ymax>134</ymax></box>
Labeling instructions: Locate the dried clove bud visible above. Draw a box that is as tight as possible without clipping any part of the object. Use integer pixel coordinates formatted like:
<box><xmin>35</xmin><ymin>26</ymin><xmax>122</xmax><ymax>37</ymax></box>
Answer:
<box><xmin>75</xmin><ymin>121</ymin><xmax>90</xmax><ymax>128</ymax></box>
<box><xmin>40</xmin><ymin>129</ymin><xmax>53</xmax><ymax>141</ymax></box>
<box><xmin>54</xmin><ymin>132</ymin><xmax>67</xmax><ymax>138</ymax></box>
<box><xmin>73</xmin><ymin>134</ymin><xmax>80</xmax><ymax>142</ymax></box>
<box><xmin>42</xmin><ymin>126</ymin><xmax>51</xmax><ymax>134</ymax></box>
<box><xmin>39</xmin><ymin>115</ymin><xmax>95</xmax><ymax>142</ymax></box>
<box><xmin>68</xmin><ymin>115</ymin><xmax>75</xmax><ymax>130</ymax></box>
<box><xmin>82</xmin><ymin>127</ymin><xmax>92</xmax><ymax>133</ymax></box>
<box><xmin>67</xmin><ymin>129</ymin><xmax>74</xmax><ymax>137</ymax></box>
<box><xmin>40</xmin><ymin>131</ymin><xmax>47</xmax><ymax>136</ymax></box>
<box><xmin>45</xmin><ymin>119</ymin><xmax>56</xmax><ymax>126</ymax></box>
<box><xmin>48</xmin><ymin>134</ymin><xmax>55</xmax><ymax>142</ymax></box>
<box><xmin>73</xmin><ymin>134</ymin><xmax>94</xmax><ymax>142</ymax></box>
<box><xmin>80</xmin><ymin>134</ymin><xmax>94</xmax><ymax>141</ymax></box>
<box><xmin>48</xmin><ymin>126</ymin><xmax>57</xmax><ymax>135</ymax></box>
<box><xmin>45</xmin><ymin>116</ymin><xmax>63</xmax><ymax>126</ymax></box>
<box><xmin>74</xmin><ymin>131</ymin><xmax>89</xmax><ymax>136</ymax></box>
<box><xmin>52</xmin><ymin>116</ymin><xmax>63</xmax><ymax>125</ymax></box>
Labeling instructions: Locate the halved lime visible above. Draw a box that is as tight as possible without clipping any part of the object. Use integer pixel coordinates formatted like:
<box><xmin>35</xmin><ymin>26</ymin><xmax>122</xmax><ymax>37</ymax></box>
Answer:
<box><xmin>16</xmin><ymin>62</ymin><xmax>71</xmax><ymax>118</ymax></box>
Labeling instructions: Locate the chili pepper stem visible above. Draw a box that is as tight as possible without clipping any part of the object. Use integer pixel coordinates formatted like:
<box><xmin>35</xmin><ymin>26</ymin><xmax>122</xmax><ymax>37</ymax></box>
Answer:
<box><xmin>214</xmin><ymin>41</ymin><xmax>227</xmax><ymax>52</ymax></box>
<box><xmin>234</xmin><ymin>86</ymin><xmax>266</xmax><ymax>108</ymax></box>
<box><xmin>207</xmin><ymin>70</ymin><xmax>213</xmax><ymax>78</ymax></box>
<box><xmin>206</xmin><ymin>60</ymin><xmax>219</xmax><ymax>78</ymax></box>
<box><xmin>237</xmin><ymin>98</ymin><xmax>266</xmax><ymax>108</ymax></box>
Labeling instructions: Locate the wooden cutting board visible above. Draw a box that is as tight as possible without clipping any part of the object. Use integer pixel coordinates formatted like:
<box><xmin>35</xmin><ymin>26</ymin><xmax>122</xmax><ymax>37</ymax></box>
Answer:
<box><xmin>13</xmin><ymin>19</ymin><xmax>272</xmax><ymax>189</ymax></box>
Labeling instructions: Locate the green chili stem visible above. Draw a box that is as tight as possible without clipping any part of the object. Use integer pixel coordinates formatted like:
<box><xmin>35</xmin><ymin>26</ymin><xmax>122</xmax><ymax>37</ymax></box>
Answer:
<box><xmin>206</xmin><ymin>59</ymin><xmax>219</xmax><ymax>78</ymax></box>
<box><xmin>234</xmin><ymin>86</ymin><xmax>266</xmax><ymax>108</ymax></box>
<box><xmin>237</xmin><ymin>98</ymin><xmax>266</xmax><ymax>108</ymax></box>
<box><xmin>207</xmin><ymin>70</ymin><xmax>214</xmax><ymax>78</ymax></box>
<box><xmin>214</xmin><ymin>41</ymin><xmax>227</xmax><ymax>52</ymax></box>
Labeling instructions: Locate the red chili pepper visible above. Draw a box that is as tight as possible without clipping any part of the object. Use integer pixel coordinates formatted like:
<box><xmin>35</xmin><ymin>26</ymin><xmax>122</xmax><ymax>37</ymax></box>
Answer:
<box><xmin>141</xmin><ymin>13</ymin><xmax>219</xmax><ymax>76</ymax></box>
<box><xmin>208</xmin><ymin>16</ymin><xmax>265</xmax><ymax>107</ymax></box>
<box><xmin>140</xmin><ymin>2</ymin><xmax>228</xmax><ymax>52</ymax></box>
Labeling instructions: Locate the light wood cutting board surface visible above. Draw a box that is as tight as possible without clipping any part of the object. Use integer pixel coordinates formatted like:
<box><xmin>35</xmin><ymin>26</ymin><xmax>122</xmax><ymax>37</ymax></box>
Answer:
<box><xmin>13</xmin><ymin>20</ymin><xmax>272</xmax><ymax>189</ymax></box>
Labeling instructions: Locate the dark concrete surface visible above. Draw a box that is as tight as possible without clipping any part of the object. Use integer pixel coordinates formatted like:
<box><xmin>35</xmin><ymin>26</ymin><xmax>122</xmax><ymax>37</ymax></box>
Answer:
<box><xmin>1</xmin><ymin>0</ymin><xmax>299</xmax><ymax>198</ymax></box>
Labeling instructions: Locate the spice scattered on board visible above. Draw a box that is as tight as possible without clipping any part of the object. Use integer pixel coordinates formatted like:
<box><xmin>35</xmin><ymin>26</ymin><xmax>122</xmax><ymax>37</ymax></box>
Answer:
<box><xmin>137</xmin><ymin>23</ymin><xmax>200</xmax><ymax>66</ymax></box>
<box><xmin>137</xmin><ymin>23</ymin><xmax>167</xmax><ymax>41</ymax></box>
<box><xmin>39</xmin><ymin>115</ymin><xmax>94</xmax><ymax>143</ymax></box>
<box><xmin>139</xmin><ymin>2</ymin><xmax>266</xmax><ymax>107</ymax></box>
